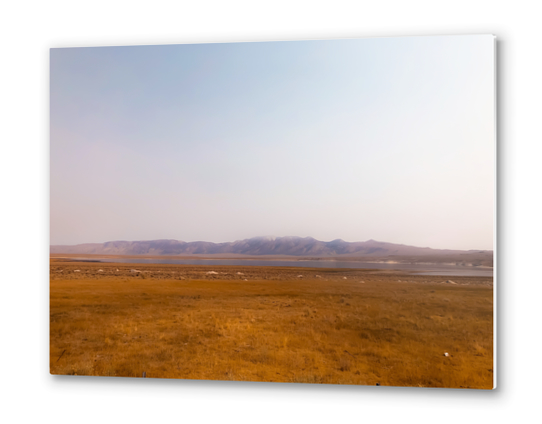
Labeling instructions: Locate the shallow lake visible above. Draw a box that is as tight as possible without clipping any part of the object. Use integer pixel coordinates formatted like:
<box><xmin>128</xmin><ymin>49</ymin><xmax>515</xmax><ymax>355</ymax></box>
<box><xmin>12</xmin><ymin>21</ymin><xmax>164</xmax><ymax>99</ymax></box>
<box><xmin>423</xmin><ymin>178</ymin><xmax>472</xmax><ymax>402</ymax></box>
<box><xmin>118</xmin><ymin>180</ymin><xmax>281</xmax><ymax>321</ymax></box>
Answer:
<box><xmin>79</xmin><ymin>257</ymin><xmax>493</xmax><ymax>277</ymax></box>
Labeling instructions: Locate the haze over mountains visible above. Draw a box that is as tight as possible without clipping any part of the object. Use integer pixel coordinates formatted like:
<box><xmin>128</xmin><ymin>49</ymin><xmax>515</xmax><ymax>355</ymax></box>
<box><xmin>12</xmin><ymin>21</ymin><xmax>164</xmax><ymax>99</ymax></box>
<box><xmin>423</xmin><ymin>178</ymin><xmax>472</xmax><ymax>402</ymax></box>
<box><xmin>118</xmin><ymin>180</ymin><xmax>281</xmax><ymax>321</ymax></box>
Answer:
<box><xmin>51</xmin><ymin>236</ymin><xmax>491</xmax><ymax>258</ymax></box>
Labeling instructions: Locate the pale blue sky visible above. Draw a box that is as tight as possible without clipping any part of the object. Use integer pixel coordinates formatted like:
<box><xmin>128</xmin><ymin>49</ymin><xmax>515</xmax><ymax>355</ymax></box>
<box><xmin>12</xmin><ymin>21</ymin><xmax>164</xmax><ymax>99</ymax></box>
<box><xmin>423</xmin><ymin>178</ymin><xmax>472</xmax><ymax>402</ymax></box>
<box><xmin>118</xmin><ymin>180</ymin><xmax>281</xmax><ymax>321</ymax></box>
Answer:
<box><xmin>50</xmin><ymin>35</ymin><xmax>494</xmax><ymax>249</ymax></box>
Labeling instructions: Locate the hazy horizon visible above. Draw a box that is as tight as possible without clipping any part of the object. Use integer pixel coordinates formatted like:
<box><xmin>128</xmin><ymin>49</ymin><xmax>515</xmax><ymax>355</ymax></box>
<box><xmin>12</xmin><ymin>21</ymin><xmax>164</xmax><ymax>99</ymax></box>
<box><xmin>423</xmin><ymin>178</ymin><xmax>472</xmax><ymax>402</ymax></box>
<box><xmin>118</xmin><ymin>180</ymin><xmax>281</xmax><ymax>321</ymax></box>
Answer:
<box><xmin>51</xmin><ymin>35</ymin><xmax>495</xmax><ymax>250</ymax></box>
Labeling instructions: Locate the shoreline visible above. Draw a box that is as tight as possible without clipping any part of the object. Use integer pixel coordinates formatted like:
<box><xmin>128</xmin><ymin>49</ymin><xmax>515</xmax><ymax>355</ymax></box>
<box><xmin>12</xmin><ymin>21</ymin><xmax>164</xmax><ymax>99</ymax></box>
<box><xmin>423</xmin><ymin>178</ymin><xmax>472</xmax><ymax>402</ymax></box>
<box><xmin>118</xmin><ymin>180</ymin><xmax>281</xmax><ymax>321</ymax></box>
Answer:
<box><xmin>50</xmin><ymin>253</ymin><xmax>493</xmax><ymax>268</ymax></box>
<box><xmin>49</xmin><ymin>258</ymin><xmax>494</xmax><ymax>281</ymax></box>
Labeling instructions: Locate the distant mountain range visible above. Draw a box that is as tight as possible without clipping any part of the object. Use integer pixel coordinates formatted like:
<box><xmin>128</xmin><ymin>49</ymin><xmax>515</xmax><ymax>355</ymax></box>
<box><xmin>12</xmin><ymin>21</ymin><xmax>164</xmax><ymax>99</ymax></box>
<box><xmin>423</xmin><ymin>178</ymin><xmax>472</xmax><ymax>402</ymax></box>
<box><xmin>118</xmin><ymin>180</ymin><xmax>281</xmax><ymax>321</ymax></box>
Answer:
<box><xmin>50</xmin><ymin>236</ymin><xmax>491</xmax><ymax>257</ymax></box>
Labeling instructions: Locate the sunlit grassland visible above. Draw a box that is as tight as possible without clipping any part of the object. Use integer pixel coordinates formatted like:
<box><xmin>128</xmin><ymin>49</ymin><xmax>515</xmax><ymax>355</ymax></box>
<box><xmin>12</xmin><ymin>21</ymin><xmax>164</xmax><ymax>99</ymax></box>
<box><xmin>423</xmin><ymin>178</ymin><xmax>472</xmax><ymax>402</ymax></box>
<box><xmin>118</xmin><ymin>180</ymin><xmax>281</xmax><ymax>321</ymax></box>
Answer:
<box><xmin>50</xmin><ymin>270</ymin><xmax>493</xmax><ymax>389</ymax></box>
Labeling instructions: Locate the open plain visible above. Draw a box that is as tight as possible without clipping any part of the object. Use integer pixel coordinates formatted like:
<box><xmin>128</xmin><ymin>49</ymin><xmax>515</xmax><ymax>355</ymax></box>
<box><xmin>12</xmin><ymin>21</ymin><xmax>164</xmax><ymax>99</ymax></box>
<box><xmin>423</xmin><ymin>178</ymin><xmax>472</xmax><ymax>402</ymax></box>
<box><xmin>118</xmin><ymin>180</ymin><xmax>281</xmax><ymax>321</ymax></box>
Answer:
<box><xmin>50</xmin><ymin>258</ymin><xmax>493</xmax><ymax>389</ymax></box>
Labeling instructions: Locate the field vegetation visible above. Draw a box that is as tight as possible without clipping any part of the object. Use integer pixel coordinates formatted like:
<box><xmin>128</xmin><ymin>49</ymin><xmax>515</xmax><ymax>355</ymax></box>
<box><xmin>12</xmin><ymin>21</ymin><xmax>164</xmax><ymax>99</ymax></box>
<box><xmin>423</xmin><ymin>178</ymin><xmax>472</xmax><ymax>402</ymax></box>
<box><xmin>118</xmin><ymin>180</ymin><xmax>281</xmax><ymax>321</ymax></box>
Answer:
<box><xmin>50</xmin><ymin>260</ymin><xmax>493</xmax><ymax>389</ymax></box>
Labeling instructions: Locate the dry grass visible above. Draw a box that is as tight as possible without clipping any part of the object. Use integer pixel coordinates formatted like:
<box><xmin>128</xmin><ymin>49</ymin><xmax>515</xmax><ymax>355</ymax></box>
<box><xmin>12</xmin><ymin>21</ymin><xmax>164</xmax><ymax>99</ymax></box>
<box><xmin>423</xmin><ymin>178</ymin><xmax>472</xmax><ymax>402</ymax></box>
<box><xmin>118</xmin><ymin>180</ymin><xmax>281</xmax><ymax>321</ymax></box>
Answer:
<box><xmin>50</xmin><ymin>261</ymin><xmax>493</xmax><ymax>389</ymax></box>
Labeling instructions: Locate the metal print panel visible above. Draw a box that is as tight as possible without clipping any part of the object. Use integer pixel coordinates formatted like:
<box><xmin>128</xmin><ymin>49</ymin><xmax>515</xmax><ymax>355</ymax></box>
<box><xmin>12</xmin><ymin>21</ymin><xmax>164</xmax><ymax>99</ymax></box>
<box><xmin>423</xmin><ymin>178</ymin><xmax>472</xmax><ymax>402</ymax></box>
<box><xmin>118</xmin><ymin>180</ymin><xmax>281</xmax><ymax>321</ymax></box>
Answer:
<box><xmin>50</xmin><ymin>35</ymin><xmax>495</xmax><ymax>389</ymax></box>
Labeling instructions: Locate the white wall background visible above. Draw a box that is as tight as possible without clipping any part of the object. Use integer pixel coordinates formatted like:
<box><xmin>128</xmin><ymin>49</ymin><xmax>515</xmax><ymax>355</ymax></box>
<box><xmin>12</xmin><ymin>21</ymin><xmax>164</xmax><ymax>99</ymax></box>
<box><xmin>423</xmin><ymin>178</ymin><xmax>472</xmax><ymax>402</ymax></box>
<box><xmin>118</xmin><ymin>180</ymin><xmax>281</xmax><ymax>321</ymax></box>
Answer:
<box><xmin>1</xmin><ymin>1</ymin><xmax>539</xmax><ymax>423</ymax></box>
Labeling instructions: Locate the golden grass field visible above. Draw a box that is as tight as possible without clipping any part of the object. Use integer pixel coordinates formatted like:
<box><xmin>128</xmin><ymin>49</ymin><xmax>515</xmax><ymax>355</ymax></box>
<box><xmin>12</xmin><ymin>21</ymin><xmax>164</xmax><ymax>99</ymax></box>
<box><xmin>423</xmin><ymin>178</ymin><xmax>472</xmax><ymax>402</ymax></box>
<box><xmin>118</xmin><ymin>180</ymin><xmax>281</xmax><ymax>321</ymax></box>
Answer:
<box><xmin>50</xmin><ymin>259</ymin><xmax>494</xmax><ymax>389</ymax></box>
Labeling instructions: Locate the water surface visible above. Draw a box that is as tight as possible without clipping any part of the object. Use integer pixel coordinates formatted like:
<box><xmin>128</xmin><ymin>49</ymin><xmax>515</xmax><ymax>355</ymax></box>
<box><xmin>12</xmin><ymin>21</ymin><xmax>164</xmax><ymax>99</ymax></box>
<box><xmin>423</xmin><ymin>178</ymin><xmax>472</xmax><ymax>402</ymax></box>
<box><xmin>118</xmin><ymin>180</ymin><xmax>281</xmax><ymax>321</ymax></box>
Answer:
<box><xmin>75</xmin><ymin>257</ymin><xmax>493</xmax><ymax>277</ymax></box>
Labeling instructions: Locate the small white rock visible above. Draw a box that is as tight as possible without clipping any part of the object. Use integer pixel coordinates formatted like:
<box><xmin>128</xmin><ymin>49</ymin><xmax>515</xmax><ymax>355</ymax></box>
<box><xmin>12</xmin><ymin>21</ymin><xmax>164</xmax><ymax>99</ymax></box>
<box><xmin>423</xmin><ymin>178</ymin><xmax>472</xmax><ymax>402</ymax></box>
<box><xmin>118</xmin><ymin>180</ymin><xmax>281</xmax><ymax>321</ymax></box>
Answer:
<box><xmin>444</xmin><ymin>352</ymin><xmax>449</xmax><ymax>357</ymax></box>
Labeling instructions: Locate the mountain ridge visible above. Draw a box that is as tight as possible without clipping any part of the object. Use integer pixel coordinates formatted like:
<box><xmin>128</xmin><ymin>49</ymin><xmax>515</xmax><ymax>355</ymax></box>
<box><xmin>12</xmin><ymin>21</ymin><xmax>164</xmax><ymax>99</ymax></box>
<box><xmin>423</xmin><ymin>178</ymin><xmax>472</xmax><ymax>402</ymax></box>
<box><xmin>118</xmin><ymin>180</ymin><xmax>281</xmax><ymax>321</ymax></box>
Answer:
<box><xmin>50</xmin><ymin>236</ymin><xmax>492</xmax><ymax>257</ymax></box>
